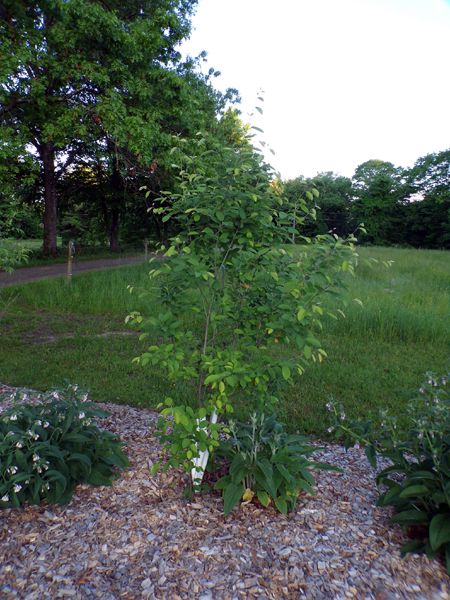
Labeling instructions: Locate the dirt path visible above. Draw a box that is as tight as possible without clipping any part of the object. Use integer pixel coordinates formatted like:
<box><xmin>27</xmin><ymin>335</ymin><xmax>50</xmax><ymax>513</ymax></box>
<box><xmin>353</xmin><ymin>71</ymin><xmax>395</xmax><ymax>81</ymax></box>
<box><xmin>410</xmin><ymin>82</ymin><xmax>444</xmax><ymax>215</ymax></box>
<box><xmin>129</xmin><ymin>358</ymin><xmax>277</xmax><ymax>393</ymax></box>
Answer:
<box><xmin>0</xmin><ymin>255</ymin><xmax>147</xmax><ymax>287</ymax></box>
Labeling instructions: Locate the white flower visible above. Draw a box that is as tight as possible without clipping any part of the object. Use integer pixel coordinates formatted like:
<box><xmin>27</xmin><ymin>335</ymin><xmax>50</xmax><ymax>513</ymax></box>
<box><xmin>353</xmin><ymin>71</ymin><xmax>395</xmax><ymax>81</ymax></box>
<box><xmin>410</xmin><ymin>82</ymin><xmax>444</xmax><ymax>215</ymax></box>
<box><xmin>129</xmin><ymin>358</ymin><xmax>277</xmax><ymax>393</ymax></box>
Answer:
<box><xmin>78</xmin><ymin>412</ymin><xmax>85</xmax><ymax>419</ymax></box>
<box><xmin>340</xmin><ymin>413</ymin><xmax>346</xmax><ymax>421</ymax></box>
<box><xmin>81</xmin><ymin>394</ymin><xmax>88</xmax><ymax>402</ymax></box>
<box><xmin>7</xmin><ymin>466</ymin><xmax>18</xmax><ymax>475</ymax></box>
<box><xmin>32</xmin><ymin>454</ymin><xmax>40</xmax><ymax>462</ymax></box>
<box><xmin>13</xmin><ymin>484</ymin><xmax>22</xmax><ymax>493</ymax></box>
<box><xmin>327</xmin><ymin>427</ymin><xmax>334</xmax><ymax>433</ymax></box>
<box><xmin>15</xmin><ymin>442</ymin><xmax>23</xmax><ymax>449</ymax></box>
<box><xmin>52</xmin><ymin>392</ymin><xmax>60</xmax><ymax>400</ymax></box>
<box><xmin>43</xmin><ymin>421</ymin><xmax>50</xmax><ymax>428</ymax></box>
<box><xmin>1</xmin><ymin>495</ymin><xmax>9</xmax><ymax>502</ymax></box>
<box><xmin>10</xmin><ymin>414</ymin><xmax>17</xmax><ymax>421</ymax></box>
<box><xmin>325</xmin><ymin>402</ymin><xmax>332</xmax><ymax>412</ymax></box>
<box><xmin>22</xmin><ymin>393</ymin><xmax>28</xmax><ymax>401</ymax></box>
<box><xmin>35</xmin><ymin>420</ymin><xmax>42</xmax><ymax>426</ymax></box>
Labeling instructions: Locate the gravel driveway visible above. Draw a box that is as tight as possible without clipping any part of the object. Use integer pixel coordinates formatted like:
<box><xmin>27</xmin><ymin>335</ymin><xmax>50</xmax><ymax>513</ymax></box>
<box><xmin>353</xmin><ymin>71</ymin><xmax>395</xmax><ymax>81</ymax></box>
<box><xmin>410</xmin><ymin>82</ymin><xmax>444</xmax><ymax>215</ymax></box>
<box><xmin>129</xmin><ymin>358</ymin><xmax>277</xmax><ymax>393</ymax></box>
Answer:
<box><xmin>0</xmin><ymin>255</ymin><xmax>146</xmax><ymax>288</ymax></box>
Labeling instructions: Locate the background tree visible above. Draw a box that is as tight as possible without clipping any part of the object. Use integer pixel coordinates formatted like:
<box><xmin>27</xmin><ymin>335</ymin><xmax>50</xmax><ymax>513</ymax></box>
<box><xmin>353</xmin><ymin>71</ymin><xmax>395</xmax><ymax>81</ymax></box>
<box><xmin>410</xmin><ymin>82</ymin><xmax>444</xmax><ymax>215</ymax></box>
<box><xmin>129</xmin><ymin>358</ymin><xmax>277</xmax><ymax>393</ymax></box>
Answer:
<box><xmin>0</xmin><ymin>0</ymin><xmax>222</xmax><ymax>255</ymax></box>
<box><xmin>404</xmin><ymin>149</ymin><xmax>450</xmax><ymax>248</ymax></box>
<box><xmin>351</xmin><ymin>160</ymin><xmax>408</xmax><ymax>245</ymax></box>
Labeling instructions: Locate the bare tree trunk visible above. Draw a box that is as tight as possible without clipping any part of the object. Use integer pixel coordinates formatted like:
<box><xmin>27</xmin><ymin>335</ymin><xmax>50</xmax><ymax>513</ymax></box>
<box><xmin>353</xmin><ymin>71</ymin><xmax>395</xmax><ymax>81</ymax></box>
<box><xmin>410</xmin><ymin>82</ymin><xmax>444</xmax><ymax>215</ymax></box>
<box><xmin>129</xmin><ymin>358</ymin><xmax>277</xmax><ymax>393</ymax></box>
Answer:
<box><xmin>109</xmin><ymin>207</ymin><xmax>120</xmax><ymax>252</ymax></box>
<box><xmin>40</xmin><ymin>142</ymin><xmax>58</xmax><ymax>256</ymax></box>
<box><xmin>107</xmin><ymin>141</ymin><xmax>123</xmax><ymax>252</ymax></box>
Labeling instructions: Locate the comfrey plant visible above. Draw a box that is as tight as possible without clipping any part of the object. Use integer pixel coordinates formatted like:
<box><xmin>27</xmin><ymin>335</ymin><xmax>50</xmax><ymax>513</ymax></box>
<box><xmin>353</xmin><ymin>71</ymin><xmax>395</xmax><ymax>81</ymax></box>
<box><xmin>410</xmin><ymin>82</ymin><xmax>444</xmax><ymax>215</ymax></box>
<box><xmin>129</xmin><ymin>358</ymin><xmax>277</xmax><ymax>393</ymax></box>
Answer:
<box><xmin>128</xmin><ymin>129</ymin><xmax>359</xmax><ymax>495</ymax></box>
<box><xmin>328</xmin><ymin>371</ymin><xmax>450</xmax><ymax>573</ymax></box>
<box><xmin>214</xmin><ymin>412</ymin><xmax>339</xmax><ymax>514</ymax></box>
<box><xmin>0</xmin><ymin>385</ymin><xmax>128</xmax><ymax>508</ymax></box>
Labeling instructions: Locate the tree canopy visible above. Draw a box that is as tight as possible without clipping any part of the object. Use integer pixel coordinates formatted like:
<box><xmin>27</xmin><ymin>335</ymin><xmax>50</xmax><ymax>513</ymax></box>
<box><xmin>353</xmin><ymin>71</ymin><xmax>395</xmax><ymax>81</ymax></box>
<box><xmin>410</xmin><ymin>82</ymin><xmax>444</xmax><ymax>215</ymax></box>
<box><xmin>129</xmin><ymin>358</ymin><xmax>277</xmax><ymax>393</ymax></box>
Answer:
<box><xmin>0</xmin><ymin>0</ymin><xmax>234</xmax><ymax>253</ymax></box>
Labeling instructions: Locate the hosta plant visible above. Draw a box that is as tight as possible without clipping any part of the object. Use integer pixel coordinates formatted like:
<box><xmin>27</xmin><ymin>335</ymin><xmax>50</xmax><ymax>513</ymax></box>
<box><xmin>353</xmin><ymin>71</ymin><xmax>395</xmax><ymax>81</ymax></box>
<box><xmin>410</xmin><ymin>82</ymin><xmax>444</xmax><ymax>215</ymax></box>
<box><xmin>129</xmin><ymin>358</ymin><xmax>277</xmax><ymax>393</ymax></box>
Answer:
<box><xmin>214</xmin><ymin>412</ymin><xmax>339</xmax><ymax>514</ymax></box>
<box><xmin>329</xmin><ymin>371</ymin><xmax>450</xmax><ymax>573</ymax></box>
<box><xmin>0</xmin><ymin>385</ymin><xmax>128</xmax><ymax>508</ymax></box>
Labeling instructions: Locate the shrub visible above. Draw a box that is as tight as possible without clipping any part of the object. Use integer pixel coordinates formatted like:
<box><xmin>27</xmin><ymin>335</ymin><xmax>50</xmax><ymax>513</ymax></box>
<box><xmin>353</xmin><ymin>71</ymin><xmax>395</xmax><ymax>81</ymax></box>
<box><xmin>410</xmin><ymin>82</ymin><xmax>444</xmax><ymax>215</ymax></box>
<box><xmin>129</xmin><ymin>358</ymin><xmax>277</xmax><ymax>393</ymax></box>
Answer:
<box><xmin>214</xmin><ymin>412</ymin><xmax>339</xmax><ymax>514</ymax></box>
<box><xmin>0</xmin><ymin>385</ymin><xmax>128</xmax><ymax>508</ymax></box>
<box><xmin>129</xmin><ymin>128</ymin><xmax>360</xmax><ymax>492</ymax></box>
<box><xmin>329</xmin><ymin>371</ymin><xmax>450</xmax><ymax>573</ymax></box>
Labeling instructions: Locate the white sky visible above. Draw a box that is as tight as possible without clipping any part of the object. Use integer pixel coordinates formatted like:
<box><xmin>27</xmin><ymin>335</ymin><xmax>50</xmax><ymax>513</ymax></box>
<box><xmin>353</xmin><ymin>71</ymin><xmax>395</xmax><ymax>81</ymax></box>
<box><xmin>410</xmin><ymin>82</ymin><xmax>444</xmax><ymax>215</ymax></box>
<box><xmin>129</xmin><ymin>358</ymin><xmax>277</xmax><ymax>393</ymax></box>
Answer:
<box><xmin>182</xmin><ymin>0</ymin><xmax>450</xmax><ymax>179</ymax></box>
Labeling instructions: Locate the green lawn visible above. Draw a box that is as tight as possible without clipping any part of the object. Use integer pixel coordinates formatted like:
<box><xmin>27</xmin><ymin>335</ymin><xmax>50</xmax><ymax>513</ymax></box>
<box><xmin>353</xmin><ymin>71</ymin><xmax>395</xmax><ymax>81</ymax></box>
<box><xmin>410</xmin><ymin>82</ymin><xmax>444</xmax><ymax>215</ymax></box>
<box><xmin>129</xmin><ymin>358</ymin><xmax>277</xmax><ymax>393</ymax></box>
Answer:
<box><xmin>0</xmin><ymin>246</ymin><xmax>449</xmax><ymax>435</ymax></box>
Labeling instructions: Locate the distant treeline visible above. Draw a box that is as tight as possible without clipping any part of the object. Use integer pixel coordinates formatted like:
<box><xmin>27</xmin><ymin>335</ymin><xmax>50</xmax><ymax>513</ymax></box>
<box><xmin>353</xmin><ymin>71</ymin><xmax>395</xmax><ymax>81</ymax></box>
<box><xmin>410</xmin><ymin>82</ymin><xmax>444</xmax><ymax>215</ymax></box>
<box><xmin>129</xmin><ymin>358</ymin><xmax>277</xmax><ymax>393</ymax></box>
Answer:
<box><xmin>284</xmin><ymin>151</ymin><xmax>450</xmax><ymax>249</ymax></box>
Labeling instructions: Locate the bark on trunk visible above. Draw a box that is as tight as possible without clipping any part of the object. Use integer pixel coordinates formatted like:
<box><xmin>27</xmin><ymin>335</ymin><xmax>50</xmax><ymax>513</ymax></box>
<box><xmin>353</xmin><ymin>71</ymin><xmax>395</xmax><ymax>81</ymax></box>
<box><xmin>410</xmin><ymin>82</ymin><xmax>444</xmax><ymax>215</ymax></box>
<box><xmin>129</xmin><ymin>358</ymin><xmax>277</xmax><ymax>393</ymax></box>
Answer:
<box><xmin>108</xmin><ymin>142</ymin><xmax>122</xmax><ymax>252</ymax></box>
<box><xmin>41</xmin><ymin>142</ymin><xmax>58</xmax><ymax>256</ymax></box>
<box><xmin>109</xmin><ymin>207</ymin><xmax>120</xmax><ymax>252</ymax></box>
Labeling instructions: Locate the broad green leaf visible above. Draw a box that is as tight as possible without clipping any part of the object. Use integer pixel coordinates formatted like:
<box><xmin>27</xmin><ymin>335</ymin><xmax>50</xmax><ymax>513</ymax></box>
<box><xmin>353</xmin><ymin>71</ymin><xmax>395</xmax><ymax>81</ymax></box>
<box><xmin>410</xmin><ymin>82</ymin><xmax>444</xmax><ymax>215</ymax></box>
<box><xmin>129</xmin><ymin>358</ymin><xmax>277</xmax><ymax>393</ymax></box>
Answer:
<box><xmin>399</xmin><ymin>484</ymin><xmax>430</xmax><ymax>499</ymax></box>
<box><xmin>430</xmin><ymin>514</ymin><xmax>450</xmax><ymax>551</ymax></box>
<box><xmin>274</xmin><ymin>496</ymin><xmax>288</xmax><ymax>514</ymax></box>
<box><xmin>391</xmin><ymin>509</ymin><xmax>428</xmax><ymax>525</ymax></box>
<box><xmin>257</xmin><ymin>490</ymin><xmax>270</xmax><ymax>507</ymax></box>
<box><xmin>223</xmin><ymin>482</ymin><xmax>244</xmax><ymax>515</ymax></box>
<box><xmin>281</xmin><ymin>366</ymin><xmax>291</xmax><ymax>381</ymax></box>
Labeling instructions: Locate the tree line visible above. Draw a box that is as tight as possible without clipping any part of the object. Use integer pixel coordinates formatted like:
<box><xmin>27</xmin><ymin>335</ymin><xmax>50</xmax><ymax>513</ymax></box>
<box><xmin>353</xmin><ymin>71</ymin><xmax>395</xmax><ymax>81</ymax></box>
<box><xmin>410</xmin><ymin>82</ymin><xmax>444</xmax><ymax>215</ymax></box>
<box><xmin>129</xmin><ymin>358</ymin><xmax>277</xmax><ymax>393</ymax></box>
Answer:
<box><xmin>285</xmin><ymin>152</ymin><xmax>450</xmax><ymax>249</ymax></box>
<box><xmin>0</xmin><ymin>0</ymin><xmax>240</xmax><ymax>254</ymax></box>
<box><xmin>1</xmin><ymin>1</ymin><xmax>449</xmax><ymax>253</ymax></box>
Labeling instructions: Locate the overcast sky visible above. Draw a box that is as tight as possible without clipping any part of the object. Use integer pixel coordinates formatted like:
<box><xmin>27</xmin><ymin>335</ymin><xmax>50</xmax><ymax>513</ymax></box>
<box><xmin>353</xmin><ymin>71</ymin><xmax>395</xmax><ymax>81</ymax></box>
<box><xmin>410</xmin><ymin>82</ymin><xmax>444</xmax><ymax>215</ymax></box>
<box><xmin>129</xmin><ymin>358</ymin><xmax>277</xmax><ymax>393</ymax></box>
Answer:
<box><xmin>182</xmin><ymin>0</ymin><xmax>450</xmax><ymax>180</ymax></box>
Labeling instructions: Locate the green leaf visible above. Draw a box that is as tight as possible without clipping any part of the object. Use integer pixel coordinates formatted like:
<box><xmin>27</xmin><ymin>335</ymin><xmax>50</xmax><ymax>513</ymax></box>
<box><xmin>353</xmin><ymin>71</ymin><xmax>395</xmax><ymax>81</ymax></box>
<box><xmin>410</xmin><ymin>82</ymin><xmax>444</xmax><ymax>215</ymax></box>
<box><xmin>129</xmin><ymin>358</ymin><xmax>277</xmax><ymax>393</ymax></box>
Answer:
<box><xmin>281</xmin><ymin>366</ymin><xmax>291</xmax><ymax>381</ymax></box>
<box><xmin>399</xmin><ymin>484</ymin><xmax>430</xmax><ymax>499</ymax></box>
<box><xmin>274</xmin><ymin>496</ymin><xmax>288</xmax><ymax>514</ymax></box>
<box><xmin>223</xmin><ymin>482</ymin><xmax>244</xmax><ymax>515</ymax></box>
<box><xmin>430</xmin><ymin>514</ymin><xmax>450</xmax><ymax>551</ymax></box>
<box><xmin>364</xmin><ymin>445</ymin><xmax>377</xmax><ymax>468</ymax></box>
<box><xmin>297</xmin><ymin>307</ymin><xmax>306</xmax><ymax>322</ymax></box>
<box><xmin>275</xmin><ymin>463</ymin><xmax>294</xmax><ymax>483</ymax></box>
<box><xmin>257</xmin><ymin>490</ymin><xmax>270</xmax><ymax>507</ymax></box>
<box><xmin>391</xmin><ymin>509</ymin><xmax>428</xmax><ymax>525</ymax></box>
<box><xmin>68</xmin><ymin>453</ymin><xmax>92</xmax><ymax>467</ymax></box>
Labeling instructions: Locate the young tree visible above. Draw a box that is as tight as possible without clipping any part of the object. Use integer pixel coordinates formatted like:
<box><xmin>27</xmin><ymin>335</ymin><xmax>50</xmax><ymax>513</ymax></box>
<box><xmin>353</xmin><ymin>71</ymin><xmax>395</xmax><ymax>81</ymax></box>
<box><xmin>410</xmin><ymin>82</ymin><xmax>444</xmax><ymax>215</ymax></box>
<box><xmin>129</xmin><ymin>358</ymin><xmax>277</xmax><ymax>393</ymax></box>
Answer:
<box><xmin>128</xmin><ymin>129</ymin><xmax>360</xmax><ymax>487</ymax></box>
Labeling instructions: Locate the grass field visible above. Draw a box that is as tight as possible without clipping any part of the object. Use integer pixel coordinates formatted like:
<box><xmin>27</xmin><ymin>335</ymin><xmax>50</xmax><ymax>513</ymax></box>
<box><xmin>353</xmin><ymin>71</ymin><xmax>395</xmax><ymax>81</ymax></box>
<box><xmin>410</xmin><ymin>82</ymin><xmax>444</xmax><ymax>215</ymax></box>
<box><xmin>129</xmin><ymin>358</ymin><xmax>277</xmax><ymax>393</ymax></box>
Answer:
<box><xmin>0</xmin><ymin>246</ymin><xmax>449</xmax><ymax>435</ymax></box>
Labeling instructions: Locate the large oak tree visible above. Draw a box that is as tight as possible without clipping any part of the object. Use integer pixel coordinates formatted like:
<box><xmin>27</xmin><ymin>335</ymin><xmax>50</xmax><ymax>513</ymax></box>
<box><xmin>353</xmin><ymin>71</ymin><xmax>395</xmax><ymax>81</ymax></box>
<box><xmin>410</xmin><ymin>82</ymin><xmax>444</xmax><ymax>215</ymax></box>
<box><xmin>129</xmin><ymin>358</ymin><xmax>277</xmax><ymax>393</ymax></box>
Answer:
<box><xmin>0</xmin><ymin>0</ymin><xmax>214</xmax><ymax>255</ymax></box>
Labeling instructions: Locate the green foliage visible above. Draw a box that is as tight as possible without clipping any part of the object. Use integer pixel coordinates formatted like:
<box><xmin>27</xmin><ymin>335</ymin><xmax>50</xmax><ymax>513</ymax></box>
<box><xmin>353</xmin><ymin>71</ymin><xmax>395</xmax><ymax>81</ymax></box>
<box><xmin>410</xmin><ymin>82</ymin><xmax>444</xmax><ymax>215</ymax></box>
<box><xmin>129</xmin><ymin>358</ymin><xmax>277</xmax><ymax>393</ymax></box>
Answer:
<box><xmin>352</xmin><ymin>159</ymin><xmax>409</xmax><ymax>245</ymax></box>
<box><xmin>0</xmin><ymin>240</ymin><xmax>29</xmax><ymax>273</ymax></box>
<box><xmin>0</xmin><ymin>385</ymin><xmax>128</xmax><ymax>508</ymax></box>
<box><xmin>129</xmin><ymin>129</ymin><xmax>359</xmax><ymax>480</ymax></box>
<box><xmin>151</xmin><ymin>398</ymin><xmax>224</xmax><ymax>476</ymax></box>
<box><xmin>0</xmin><ymin>0</ymin><xmax>228</xmax><ymax>253</ymax></box>
<box><xmin>329</xmin><ymin>371</ymin><xmax>450</xmax><ymax>572</ymax></box>
<box><xmin>215</xmin><ymin>413</ymin><xmax>338</xmax><ymax>515</ymax></box>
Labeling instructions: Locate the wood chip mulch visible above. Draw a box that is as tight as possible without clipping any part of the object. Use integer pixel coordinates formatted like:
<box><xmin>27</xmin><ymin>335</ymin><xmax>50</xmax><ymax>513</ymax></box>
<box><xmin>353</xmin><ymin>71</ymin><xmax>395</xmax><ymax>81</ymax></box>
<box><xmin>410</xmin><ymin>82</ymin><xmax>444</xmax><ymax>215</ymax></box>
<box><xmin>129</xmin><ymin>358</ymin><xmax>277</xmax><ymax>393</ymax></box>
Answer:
<box><xmin>0</xmin><ymin>384</ymin><xmax>448</xmax><ymax>599</ymax></box>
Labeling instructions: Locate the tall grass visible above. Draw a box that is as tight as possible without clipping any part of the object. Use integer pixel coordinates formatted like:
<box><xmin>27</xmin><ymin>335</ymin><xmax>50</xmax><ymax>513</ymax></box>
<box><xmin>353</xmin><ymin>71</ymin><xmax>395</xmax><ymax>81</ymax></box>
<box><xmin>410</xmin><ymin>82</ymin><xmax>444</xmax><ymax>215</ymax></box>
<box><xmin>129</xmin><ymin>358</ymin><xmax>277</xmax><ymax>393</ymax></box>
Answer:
<box><xmin>2</xmin><ymin>246</ymin><xmax>449</xmax><ymax>434</ymax></box>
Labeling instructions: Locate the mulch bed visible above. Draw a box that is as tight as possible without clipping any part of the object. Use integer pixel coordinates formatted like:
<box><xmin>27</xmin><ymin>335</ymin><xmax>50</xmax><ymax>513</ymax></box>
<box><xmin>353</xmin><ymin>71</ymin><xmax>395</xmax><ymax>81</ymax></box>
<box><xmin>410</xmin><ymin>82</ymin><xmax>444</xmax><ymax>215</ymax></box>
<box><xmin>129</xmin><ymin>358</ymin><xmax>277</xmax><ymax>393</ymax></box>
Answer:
<box><xmin>0</xmin><ymin>383</ymin><xmax>448</xmax><ymax>599</ymax></box>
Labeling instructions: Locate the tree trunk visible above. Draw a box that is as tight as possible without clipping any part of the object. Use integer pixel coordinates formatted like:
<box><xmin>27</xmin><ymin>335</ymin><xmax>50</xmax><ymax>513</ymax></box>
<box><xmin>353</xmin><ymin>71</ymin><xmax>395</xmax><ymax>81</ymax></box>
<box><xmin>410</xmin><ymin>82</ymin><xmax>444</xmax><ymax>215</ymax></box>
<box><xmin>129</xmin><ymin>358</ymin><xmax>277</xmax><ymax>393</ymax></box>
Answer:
<box><xmin>109</xmin><ymin>207</ymin><xmax>120</xmax><ymax>252</ymax></box>
<box><xmin>108</xmin><ymin>142</ymin><xmax>122</xmax><ymax>252</ymax></box>
<box><xmin>41</xmin><ymin>142</ymin><xmax>58</xmax><ymax>256</ymax></box>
